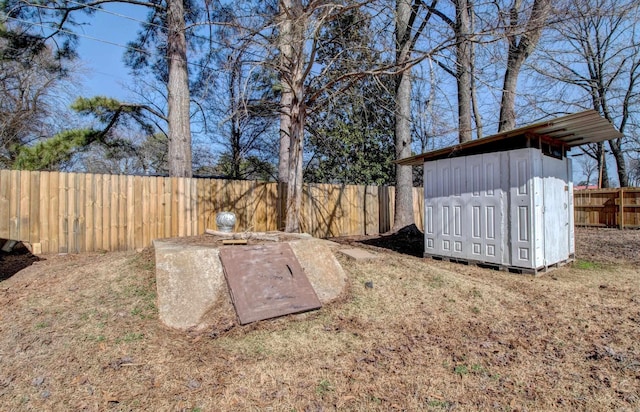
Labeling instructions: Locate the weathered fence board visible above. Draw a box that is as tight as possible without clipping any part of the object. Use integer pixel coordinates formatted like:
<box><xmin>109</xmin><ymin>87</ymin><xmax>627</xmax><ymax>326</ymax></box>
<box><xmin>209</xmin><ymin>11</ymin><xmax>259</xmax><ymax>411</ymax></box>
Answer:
<box><xmin>1</xmin><ymin>170</ymin><xmax>637</xmax><ymax>254</ymax></box>
<box><xmin>574</xmin><ymin>188</ymin><xmax>640</xmax><ymax>229</ymax></box>
<box><xmin>0</xmin><ymin>171</ymin><xmax>401</xmax><ymax>253</ymax></box>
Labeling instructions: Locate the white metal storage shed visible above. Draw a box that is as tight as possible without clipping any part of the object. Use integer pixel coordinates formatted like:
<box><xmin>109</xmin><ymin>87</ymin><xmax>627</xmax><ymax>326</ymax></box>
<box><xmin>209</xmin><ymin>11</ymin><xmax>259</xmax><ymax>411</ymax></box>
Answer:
<box><xmin>398</xmin><ymin>111</ymin><xmax>623</xmax><ymax>273</ymax></box>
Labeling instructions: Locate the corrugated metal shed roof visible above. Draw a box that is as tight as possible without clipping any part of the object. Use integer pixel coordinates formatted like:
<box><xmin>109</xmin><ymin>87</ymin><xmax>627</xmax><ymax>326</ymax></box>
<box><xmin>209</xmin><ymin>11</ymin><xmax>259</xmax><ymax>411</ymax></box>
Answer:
<box><xmin>397</xmin><ymin>110</ymin><xmax>623</xmax><ymax>166</ymax></box>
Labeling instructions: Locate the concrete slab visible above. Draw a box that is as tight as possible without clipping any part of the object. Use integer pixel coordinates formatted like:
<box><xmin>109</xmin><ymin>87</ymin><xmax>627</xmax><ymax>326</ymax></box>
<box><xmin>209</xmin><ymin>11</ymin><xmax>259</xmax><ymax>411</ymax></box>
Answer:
<box><xmin>153</xmin><ymin>234</ymin><xmax>348</xmax><ymax>331</ymax></box>
<box><xmin>338</xmin><ymin>248</ymin><xmax>379</xmax><ymax>261</ymax></box>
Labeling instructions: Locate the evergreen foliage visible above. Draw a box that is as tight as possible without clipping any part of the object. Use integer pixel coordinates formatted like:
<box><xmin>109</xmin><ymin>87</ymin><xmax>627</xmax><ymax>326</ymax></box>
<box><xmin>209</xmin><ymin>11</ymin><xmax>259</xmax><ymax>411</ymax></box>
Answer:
<box><xmin>306</xmin><ymin>6</ymin><xmax>395</xmax><ymax>185</ymax></box>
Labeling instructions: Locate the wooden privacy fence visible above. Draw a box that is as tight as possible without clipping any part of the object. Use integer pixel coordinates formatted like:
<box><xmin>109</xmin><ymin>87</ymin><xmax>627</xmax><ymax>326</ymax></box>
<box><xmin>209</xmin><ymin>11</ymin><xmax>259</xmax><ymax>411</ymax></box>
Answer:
<box><xmin>0</xmin><ymin>170</ymin><xmax>424</xmax><ymax>254</ymax></box>
<box><xmin>574</xmin><ymin>188</ymin><xmax>640</xmax><ymax>229</ymax></box>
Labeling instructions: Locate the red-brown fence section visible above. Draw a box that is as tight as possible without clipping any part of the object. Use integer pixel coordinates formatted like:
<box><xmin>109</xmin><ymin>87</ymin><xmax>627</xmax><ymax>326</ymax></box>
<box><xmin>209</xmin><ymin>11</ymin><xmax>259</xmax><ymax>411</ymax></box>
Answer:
<box><xmin>574</xmin><ymin>188</ymin><xmax>640</xmax><ymax>229</ymax></box>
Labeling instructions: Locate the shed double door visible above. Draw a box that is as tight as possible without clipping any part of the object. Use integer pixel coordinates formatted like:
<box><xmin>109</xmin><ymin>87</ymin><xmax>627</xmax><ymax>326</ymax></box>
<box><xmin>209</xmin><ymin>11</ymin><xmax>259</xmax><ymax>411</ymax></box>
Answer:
<box><xmin>423</xmin><ymin>153</ymin><xmax>504</xmax><ymax>264</ymax></box>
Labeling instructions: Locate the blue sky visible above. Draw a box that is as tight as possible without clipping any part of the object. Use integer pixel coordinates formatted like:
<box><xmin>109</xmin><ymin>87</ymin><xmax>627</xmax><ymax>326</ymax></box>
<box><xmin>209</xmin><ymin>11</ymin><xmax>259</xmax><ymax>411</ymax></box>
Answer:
<box><xmin>75</xmin><ymin>3</ymin><xmax>148</xmax><ymax>100</ymax></box>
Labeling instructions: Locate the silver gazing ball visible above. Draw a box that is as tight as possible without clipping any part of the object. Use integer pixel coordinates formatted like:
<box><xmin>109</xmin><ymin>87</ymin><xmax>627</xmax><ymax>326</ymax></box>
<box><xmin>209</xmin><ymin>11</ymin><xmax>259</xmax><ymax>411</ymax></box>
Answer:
<box><xmin>215</xmin><ymin>211</ymin><xmax>236</xmax><ymax>233</ymax></box>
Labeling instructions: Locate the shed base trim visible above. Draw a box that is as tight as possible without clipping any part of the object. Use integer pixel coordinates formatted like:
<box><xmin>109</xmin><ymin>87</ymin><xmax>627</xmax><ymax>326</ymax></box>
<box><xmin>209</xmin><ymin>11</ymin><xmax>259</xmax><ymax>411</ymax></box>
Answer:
<box><xmin>424</xmin><ymin>253</ymin><xmax>575</xmax><ymax>275</ymax></box>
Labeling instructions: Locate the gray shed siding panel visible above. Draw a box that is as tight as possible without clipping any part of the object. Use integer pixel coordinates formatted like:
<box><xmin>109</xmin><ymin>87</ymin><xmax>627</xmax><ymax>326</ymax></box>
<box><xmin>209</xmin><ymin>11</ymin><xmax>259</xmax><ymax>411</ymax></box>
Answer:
<box><xmin>423</xmin><ymin>148</ymin><xmax>574</xmax><ymax>270</ymax></box>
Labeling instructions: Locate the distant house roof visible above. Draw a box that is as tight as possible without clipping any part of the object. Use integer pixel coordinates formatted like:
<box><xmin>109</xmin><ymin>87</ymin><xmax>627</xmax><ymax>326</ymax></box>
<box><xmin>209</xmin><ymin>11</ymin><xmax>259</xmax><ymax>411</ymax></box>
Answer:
<box><xmin>397</xmin><ymin>110</ymin><xmax>623</xmax><ymax>166</ymax></box>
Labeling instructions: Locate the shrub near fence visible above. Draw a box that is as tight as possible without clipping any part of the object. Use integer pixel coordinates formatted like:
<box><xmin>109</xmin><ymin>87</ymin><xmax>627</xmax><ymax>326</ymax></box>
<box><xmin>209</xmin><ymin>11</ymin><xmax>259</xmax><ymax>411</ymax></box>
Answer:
<box><xmin>0</xmin><ymin>170</ymin><xmax>424</xmax><ymax>254</ymax></box>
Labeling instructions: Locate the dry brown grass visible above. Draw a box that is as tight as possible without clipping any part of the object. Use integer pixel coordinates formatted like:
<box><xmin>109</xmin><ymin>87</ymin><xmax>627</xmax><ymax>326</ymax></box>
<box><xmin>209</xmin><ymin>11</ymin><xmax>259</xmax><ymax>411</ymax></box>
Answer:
<box><xmin>0</xmin><ymin>229</ymin><xmax>639</xmax><ymax>411</ymax></box>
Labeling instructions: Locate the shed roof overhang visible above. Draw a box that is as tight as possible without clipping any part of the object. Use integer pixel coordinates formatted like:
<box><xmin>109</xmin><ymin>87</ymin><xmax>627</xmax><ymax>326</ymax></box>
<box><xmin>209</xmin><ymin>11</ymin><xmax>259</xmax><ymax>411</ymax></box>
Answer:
<box><xmin>397</xmin><ymin>110</ymin><xmax>624</xmax><ymax>166</ymax></box>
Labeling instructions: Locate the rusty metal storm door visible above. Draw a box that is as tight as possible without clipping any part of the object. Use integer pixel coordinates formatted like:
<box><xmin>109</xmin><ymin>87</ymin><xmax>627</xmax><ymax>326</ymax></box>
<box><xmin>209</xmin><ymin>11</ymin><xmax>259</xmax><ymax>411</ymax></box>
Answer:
<box><xmin>218</xmin><ymin>243</ymin><xmax>321</xmax><ymax>325</ymax></box>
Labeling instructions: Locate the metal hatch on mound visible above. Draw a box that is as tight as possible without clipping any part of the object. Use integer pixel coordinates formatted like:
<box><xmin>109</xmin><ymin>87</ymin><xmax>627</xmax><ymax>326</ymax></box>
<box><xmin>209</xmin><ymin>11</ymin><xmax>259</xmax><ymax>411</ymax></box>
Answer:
<box><xmin>218</xmin><ymin>243</ymin><xmax>322</xmax><ymax>325</ymax></box>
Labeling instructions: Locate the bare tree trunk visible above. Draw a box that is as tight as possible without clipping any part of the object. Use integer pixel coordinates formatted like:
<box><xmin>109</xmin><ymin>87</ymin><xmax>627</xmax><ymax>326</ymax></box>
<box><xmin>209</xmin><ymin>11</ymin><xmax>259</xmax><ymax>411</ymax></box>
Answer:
<box><xmin>229</xmin><ymin>59</ymin><xmax>241</xmax><ymax>179</ymax></box>
<box><xmin>391</xmin><ymin>0</ymin><xmax>415</xmax><ymax>232</ymax></box>
<box><xmin>285</xmin><ymin>87</ymin><xmax>305</xmax><ymax>232</ymax></box>
<box><xmin>277</xmin><ymin>0</ymin><xmax>293</xmax><ymax>183</ymax></box>
<box><xmin>393</xmin><ymin>69</ymin><xmax>415</xmax><ymax>231</ymax></box>
<box><xmin>608</xmin><ymin>138</ymin><xmax>628</xmax><ymax>186</ymax></box>
<box><xmin>469</xmin><ymin>4</ymin><xmax>483</xmax><ymax>140</ymax></box>
<box><xmin>498</xmin><ymin>59</ymin><xmax>522</xmax><ymax>132</ymax></box>
<box><xmin>498</xmin><ymin>0</ymin><xmax>551</xmax><ymax>132</ymax></box>
<box><xmin>166</xmin><ymin>0</ymin><xmax>192</xmax><ymax>177</ymax></box>
<box><xmin>455</xmin><ymin>0</ymin><xmax>472</xmax><ymax>143</ymax></box>
<box><xmin>279</xmin><ymin>0</ymin><xmax>307</xmax><ymax>232</ymax></box>
<box><xmin>596</xmin><ymin>142</ymin><xmax>610</xmax><ymax>188</ymax></box>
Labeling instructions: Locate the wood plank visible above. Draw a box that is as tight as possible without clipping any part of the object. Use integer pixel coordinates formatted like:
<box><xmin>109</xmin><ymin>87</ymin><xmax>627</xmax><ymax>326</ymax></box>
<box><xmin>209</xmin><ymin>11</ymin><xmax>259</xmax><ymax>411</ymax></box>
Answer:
<box><xmin>254</xmin><ymin>182</ymin><xmax>267</xmax><ymax>232</ymax></box>
<box><xmin>358</xmin><ymin>184</ymin><xmax>366</xmax><ymax>236</ymax></box>
<box><xmin>48</xmin><ymin>172</ymin><xmax>59</xmax><ymax>253</ymax></box>
<box><xmin>0</xmin><ymin>170</ymin><xmax>11</xmax><ymax>239</ymax></box>
<box><xmin>196</xmin><ymin>178</ymin><xmax>205</xmax><ymax>235</ymax></box>
<box><xmin>236</xmin><ymin>180</ymin><xmax>248</xmax><ymax>232</ymax></box>
<box><xmin>28</xmin><ymin>171</ymin><xmax>40</xmax><ymax>245</ymax></box>
<box><xmin>100</xmin><ymin>174</ymin><xmax>109</xmax><ymax>251</ymax></box>
<box><xmin>77</xmin><ymin>172</ymin><xmax>86</xmax><ymax>253</ymax></box>
<box><xmin>84</xmin><ymin>173</ymin><xmax>94</xmax><ymax>252</ymax></box>
<box><xmin>75</xmin><ymin>174</ymin><xmax>89</xmax><ymax>253</ymax></box>
<box><xmin>191</xmin><ymin>178</ymin><xmax>198</xmax><ymax>235</ymax></box>
<box><xmin>413</xmin><ymin>187</ymin><xmax>424</xmax><ymax>231</ymax></box>
<box><xmin>387</xmin><ymin>186</ymin><xmax>396</xmax><ymax>232</ymax></box>
<box><xmin>118</xmin><ymin>175</ymin><xmax>127</xmax><ymax>251</ymax></box>
<box><xmin>38</xmin><ymin>172</ymin><xmax>49</xmax><ymax>253</ymax></box>
<box><xmin>348</xmin><ymin>185</ymin><xmax>356</xmax><ymax>236</ymax></box>
<box><xmin>66</xmin><ymin>173</ymin><xmax>78</xmax><ymax>253</ymax></box>
<box><xmin>171</xmin><ymin>177</ymin><xmax>180</xmax><ymax>237</ymax></box>
<box><xmin>180</xmin><ymin>177</ymin><xmax>188</xmax><ymax>236</ymax></box>
<box><xmin>176</xmin><ymin>178</ymin><xmax>184</xmax><ymax>237</ymax></box>
<box><xmin>58</xmin><ymin>172</ymin><xmax>68</xmax><ymax>253</ymax></box>
<box><xmin>364</xmin><ymin>185</ymin><xmax>379</xmax><ymax>235</ymax></box>
<box><xmin>149</xmin><ymin>177</ymin><xmax>157</xmax><ymax>241</ymax></box>
<box><xmin>140</xmin><ymin>176</ymin><xmax>149</xmax><ymax>247</ymax></box>
<box><xmin>620</xmin><ymin>188</ymin><xmax>624</xmax><ymax>229</ymax></box>
<box><xmin>188</xmin><ymin>177</ymin><xmax>195</xmax><ymax>235</ymax></box>
<box><xmin>266</xmin><ymin>183</ymin><xmax>278</xmax><ymax>231</ymax></box>
<box><xmin>159</xmin><ymin>177</ymin><xmax>168</xmax><ymax>239</ymax></box>
<box><xmin>19</xmin><ymin>171</ymin><xmax>30</xmax><ymax>242</ymax></box>
<box><xmin>109</xmin><ymin>175</ymin><xmax>118</xmax><ymax>251</ymax></box>
<box><xmin>301</xmin><ymin>184</ymin><xmax>311</xmax><ymax>236</ymax></box>
<box><xmin>206</xmin><ymin>179</ymin><xmax>217</xmax><ymax>230</ymax></box>
<box><xmin>342</xmin><ymin>185</ymin><xmax>351</xmax><ymax>236</ymax></box>
<box><xmin>132</xmin><ymin>176</ymin><xmax>143</xmax><ymax>249</ymax></box>
<box><xmin>331</xmin><ymin>184</ymin><xmax>343</xmax><ymax>237</ymax></box>
<box><xmin>163</xmin><ymin>177</ymin><xmax>172</xmax><ymax>238</ymax></box>
<box><xmin>94</xmin><ymin>174</ymin><xmax>103</xmax><ymax>251</ymax></box>
<box><xmin>222</xmin><ymin>239</ymin><xmax>248</xmax><ymax>245</ymax></box>
<box><xmin>302</xmin><ymin>184</ymin><xmax>313</xmax><ymax>236</ymax></box>
<box><xmin>614</xmin><ymin>200</ymin><xmax>640</xmax><ymax>206</ymax></box>
<box><xmin>127</xmin><ymin>175</ymin><xmax>136</xmax><ymax>250</ymax></box>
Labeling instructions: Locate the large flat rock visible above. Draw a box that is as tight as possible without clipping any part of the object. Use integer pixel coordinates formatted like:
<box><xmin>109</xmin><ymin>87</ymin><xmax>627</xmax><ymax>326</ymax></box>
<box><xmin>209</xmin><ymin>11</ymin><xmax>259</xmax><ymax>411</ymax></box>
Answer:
<box><xmin>154</xmin><ymin>242</ymin><xmax>226</xmax><ymax>330</ymax></box>
<box><xmin>154</xmin><ymin>233</ymin><xmax>347</xmax><ymax>331</ymax></box>
<box><xmin>288</xmin><ymin>238</ymin><xmax>346</xmax><ymax>304</ymax></box>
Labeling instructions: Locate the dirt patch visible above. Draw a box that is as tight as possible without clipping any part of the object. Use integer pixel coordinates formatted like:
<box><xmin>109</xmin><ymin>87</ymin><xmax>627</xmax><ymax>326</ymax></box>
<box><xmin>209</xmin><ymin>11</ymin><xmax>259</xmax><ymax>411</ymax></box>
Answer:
<box><xmin>0</xmin><ymin>229</ymin><xmax>639</xmax><ymax>410</ymax></box>
<box><xmin>332</xmin><ymin>226</ymin><xmax>640</xmax><ymax>265</ymax></box>
<box><xmin>575</xmin><ymin>227</ymin><xmax>640</xmax><ymax>265</ymax></box>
